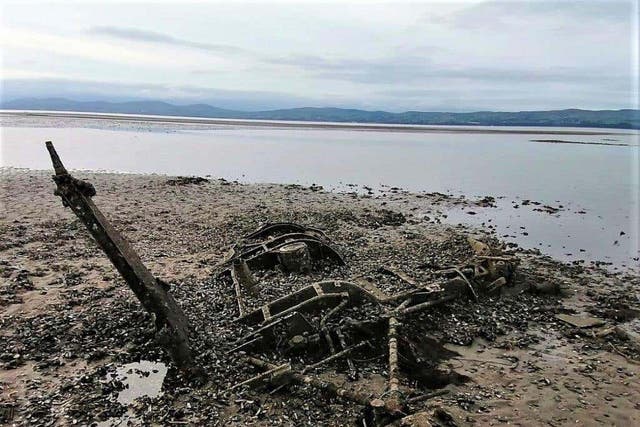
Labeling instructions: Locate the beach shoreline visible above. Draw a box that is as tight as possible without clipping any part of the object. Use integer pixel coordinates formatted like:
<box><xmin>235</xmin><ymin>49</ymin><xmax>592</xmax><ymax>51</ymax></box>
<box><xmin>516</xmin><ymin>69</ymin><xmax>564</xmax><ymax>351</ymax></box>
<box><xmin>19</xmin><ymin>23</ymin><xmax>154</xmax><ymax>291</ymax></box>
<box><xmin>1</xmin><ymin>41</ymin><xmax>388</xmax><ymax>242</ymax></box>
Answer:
<box><xmin>1</xmin><ymin>110</ymin><xmax>632</xmax><ymax>135</ymax></box>
<box><xmin>1</xmin><ymin>168</ymin><xmax>639</xmax><ymax>425</ymax></box>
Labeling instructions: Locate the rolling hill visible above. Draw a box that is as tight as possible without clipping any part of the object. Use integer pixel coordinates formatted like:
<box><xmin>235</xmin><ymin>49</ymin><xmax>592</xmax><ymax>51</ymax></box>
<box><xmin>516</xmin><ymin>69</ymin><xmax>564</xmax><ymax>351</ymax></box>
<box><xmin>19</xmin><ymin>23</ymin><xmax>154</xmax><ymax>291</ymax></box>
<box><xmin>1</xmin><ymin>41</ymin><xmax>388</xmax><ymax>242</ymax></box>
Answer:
<box><xmin>2</xmin><ymin>98</ymin><xmax>638</xmax><ymax>129</ymax></box>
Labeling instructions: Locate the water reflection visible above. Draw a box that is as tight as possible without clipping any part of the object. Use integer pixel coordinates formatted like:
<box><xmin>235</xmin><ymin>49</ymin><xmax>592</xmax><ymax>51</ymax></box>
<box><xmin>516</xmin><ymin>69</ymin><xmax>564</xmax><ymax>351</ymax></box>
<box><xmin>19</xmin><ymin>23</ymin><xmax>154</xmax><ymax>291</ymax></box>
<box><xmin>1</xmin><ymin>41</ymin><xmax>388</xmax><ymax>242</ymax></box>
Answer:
<box><xmin>1</xmin><ymin>117</ymin><xmax>638</xmax><ymax>270</ymax></box>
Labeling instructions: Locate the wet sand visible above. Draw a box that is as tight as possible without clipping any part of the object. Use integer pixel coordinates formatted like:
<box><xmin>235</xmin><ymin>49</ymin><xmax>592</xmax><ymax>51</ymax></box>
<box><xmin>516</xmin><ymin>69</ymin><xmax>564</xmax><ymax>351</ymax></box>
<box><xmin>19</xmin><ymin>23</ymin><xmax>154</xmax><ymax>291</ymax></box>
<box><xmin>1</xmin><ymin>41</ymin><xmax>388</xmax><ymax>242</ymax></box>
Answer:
<box><xmin>530</xmin><ymin>138</ymin><xmax>634</xmax><ymax>147</ymax></box>
<box><xmin>0</xmin><ymin>110</ymin><xmax>627</xmax><ymax>135</ymax></box>
<box><xmin>1</xmin><ymin>168</ymin><xmax>639</xmax><ymax>426</ymax></box>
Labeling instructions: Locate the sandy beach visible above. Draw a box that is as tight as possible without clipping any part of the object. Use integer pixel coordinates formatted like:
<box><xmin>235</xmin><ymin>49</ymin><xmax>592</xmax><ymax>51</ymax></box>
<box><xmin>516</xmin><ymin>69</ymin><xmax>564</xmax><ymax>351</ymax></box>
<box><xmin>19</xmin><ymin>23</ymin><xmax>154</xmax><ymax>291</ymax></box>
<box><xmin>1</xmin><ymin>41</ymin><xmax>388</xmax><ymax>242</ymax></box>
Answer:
<box><xmin>1</xmin><ymin>168</ymin><xmax>639</xmax><ymax>426</ymax></box>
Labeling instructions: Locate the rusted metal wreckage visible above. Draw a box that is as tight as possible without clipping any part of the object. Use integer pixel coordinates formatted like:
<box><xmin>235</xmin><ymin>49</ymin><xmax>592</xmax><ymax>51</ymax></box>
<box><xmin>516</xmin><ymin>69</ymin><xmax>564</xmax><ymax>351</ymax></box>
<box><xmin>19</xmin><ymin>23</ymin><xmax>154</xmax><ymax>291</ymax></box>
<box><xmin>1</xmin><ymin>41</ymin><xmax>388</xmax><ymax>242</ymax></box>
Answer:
<box><xmin>45</xmin><ymin>142</ymin><xmax>193</xmax><ymax>371</ymax></box>
<box><xmin>45</xmin><ymin>141</ymin><xmax>520</xmax><ymax>425</ymax></box>
<box><xmin>224</xmin><ymin>233</ymin><xmax>518</xmax><ymax>424</ymax></box>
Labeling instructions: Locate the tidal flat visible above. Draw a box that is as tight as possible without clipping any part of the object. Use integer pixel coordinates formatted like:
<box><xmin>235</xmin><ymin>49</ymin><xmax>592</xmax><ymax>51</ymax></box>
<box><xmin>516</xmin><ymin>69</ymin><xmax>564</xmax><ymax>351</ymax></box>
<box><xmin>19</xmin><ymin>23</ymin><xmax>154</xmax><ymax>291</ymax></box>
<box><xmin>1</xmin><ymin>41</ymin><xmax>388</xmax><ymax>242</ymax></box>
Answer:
<box><xmin>0</xmin><ymin>167</ymin><xmax>638</xmax><ymax>426</ymax></box>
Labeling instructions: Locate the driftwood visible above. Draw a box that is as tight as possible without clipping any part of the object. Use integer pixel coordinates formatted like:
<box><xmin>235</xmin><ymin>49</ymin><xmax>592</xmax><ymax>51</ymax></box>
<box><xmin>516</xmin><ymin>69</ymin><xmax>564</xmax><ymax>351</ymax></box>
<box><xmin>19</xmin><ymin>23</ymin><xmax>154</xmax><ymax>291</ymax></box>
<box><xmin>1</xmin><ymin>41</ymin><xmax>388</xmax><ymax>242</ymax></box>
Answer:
<box><xmin>45</xmin><ymin>141</ymin><xmax>193</xmax><ymax>371</ymax></box>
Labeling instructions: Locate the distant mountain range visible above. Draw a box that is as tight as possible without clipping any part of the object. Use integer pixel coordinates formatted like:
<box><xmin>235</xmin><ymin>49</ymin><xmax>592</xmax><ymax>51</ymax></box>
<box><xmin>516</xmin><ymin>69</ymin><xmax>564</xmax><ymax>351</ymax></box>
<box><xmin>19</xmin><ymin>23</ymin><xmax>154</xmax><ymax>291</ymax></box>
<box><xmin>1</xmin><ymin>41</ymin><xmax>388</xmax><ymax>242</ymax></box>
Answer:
<box><xmin>2</xmin><ymin>98</ymin><xmax>639</xmax><ymax>129</ymax></box>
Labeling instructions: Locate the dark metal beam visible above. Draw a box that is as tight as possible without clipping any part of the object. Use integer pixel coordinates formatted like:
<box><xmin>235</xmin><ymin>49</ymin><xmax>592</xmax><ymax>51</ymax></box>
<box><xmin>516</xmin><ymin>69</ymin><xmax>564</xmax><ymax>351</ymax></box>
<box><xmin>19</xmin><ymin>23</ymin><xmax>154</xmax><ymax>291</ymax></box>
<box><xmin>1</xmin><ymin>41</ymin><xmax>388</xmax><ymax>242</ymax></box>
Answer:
<box><xmin>45</xmin><ymin>141</ymin><xmax>194</xmax><ymax>371</ymax></box>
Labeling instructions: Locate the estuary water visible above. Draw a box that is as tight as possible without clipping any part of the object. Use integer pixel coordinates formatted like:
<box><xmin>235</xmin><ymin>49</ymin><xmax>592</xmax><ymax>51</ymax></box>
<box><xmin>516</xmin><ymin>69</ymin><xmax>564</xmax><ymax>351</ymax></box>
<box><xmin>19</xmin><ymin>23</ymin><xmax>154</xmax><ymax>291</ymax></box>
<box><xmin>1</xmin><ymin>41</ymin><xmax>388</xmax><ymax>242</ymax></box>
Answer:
<box><xmin>1</xmin><ymin>113</ymin><xmax>638</xmax><ymax>270</ymax></box>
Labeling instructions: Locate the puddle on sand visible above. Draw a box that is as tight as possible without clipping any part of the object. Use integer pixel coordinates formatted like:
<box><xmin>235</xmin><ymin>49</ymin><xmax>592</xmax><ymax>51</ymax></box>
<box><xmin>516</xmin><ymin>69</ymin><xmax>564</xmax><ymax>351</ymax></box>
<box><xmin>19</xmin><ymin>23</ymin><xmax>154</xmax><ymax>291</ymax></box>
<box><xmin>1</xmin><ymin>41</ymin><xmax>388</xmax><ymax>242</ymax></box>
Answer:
<box><xmin>97</xmin><ymin>361</ymin><xmax>167</xmax><ymax>426</ymax></box>
<box><xmin>115</xmin><ymin>361</ymin><xmax>168</xmax><ymax>405</ymax></box>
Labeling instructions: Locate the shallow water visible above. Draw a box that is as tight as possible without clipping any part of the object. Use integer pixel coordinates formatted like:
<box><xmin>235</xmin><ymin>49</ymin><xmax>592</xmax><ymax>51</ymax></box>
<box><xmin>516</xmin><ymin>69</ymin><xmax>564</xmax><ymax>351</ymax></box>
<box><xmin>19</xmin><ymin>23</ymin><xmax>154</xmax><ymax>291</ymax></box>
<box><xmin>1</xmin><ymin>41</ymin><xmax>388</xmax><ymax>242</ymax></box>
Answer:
<box><xmin>1</xmin><ymin>115</ymin><xmax>638</xmax><ymax>270</ymax></box>
<box><xmin>115</xmin><ymin>360</ymin><xmax>167</xmax><ymax>405</ymax></box>
<box><xmin>96</xmin><ymin>361</ymin><xmax>167</xmax><ymax>427</ymax></box>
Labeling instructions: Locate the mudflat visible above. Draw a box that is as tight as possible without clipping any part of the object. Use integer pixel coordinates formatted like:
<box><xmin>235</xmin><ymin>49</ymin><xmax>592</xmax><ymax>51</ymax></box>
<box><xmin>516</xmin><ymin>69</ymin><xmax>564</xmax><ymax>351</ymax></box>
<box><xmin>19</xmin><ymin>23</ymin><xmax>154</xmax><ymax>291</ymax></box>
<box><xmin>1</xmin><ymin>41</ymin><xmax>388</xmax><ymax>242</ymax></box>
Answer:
<box><xmin>1</xmin><ymin>168</ymin><xmax>639</xmax><ymax>426</ymax></box>
<box><xmin>0</xmin><ymin>111</ymin><xmax>626</xmax><ymax>135</ymax></box>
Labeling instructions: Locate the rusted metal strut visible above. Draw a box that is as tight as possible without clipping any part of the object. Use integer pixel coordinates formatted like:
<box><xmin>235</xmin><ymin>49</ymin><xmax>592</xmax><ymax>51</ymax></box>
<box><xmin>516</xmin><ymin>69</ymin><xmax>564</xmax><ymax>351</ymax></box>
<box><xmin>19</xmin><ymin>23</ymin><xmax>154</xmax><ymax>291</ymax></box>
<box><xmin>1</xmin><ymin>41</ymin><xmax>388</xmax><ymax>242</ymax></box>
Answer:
<box><xmin>244</xmin><ymin>222</ymin><xmax>327</xmax><ymax>241</ymax></box>
<box><xmin>238</xmin><ymin>280</ymin><xmax>377</xmax><ymax>325</ymax></box>
<box><xmin>45</xmin><ymin>141</ymin><xmax>194</xmax><ymax>371</ymax></box>
<box><xmin>246</xmin><ymin>357</ymin><xmax>405</xmax><ymax>417</ymax></box>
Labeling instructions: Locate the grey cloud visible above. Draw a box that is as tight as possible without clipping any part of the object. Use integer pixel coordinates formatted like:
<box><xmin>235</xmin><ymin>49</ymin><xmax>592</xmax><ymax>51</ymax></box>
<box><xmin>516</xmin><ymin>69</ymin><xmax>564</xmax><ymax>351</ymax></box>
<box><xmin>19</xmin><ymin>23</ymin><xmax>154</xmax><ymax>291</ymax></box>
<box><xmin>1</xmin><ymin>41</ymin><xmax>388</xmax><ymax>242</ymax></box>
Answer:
<box><xmin>87</xmin><ymin>23</ymin><xmax>634</xmax><ymax>93</ymax></box>
<box><xmin>446</xmin><ymin>0</ymin><xmax>632</xmax><ymax>29</ymax></box>
<box><xmin>268</xmin><ymin>54</ymin><xmax>432</xmax><ymax>83</ymax></box>
<box><xmin>88</xmin><ymin>26</ymin><xmax>246</xmax><ymax>55</ymax></box>
<box><xmin>270</xmin><ymin>53</ymin><xmax>633</xmax><ymax>89</ymax></box>
<box><xmin>508</xmin><ymin>0</ymin><xmax>631</xmax><ymax>22</ymax></box>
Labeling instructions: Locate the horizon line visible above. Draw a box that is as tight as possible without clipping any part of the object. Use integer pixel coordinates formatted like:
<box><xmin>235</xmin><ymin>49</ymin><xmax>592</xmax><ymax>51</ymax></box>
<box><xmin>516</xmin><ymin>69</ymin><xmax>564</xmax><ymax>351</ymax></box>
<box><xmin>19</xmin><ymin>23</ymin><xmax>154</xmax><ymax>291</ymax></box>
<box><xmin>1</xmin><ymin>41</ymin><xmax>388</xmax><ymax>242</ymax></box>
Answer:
<box><xmin>2</xmin><ymin>97</ymin><xmax>639</xmax><ymax>115</ymax></box>
<box><xmin>1</xmin><ymin>109</ymin><xmax>635</xmax><ymax>135</ymax></box>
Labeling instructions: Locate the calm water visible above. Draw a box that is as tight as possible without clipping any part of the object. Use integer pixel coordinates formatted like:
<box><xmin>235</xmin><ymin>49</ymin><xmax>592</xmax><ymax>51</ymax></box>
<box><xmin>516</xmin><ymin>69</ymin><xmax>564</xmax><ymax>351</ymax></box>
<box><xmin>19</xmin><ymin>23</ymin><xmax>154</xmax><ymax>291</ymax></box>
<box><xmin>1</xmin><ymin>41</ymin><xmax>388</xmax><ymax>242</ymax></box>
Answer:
<box><xmin>1</xmin><ymin>114</ymin><xmax>639</xmax><ymax>271</ymax></box>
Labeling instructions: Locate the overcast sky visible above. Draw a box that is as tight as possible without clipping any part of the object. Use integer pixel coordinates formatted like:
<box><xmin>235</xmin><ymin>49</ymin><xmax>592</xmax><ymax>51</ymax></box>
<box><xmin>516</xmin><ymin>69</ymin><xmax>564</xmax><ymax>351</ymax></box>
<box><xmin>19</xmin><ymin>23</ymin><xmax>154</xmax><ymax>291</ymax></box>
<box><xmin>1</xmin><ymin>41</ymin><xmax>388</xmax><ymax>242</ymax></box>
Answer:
<box><xmin>1</xmin><ymin>0</ymin><xmax>638</xmax><ymax>111</ymax></box>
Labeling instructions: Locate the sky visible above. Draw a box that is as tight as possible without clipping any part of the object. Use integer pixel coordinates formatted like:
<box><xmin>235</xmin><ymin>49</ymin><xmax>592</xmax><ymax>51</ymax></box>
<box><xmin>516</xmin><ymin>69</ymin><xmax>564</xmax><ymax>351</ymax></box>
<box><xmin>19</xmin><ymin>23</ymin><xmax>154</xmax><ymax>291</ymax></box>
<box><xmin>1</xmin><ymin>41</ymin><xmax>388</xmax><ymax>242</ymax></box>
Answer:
<box><xmin>1</xmin><ymin>0</ymin><xmax>638</xmax><ymax>112</ymax></box>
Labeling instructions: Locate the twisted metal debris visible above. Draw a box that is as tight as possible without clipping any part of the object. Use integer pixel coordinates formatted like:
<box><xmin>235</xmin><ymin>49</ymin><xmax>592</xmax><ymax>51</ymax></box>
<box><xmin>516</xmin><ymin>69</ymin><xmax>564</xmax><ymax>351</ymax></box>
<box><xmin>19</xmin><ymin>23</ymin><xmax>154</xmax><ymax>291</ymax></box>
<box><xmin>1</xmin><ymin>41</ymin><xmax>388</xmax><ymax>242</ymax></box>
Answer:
<box><xmin>45</xmin><ymin>141</ymin><xmax>520</xmax><ymax>425</ymax></box>
<box><xmin>224</xmin><ymin>222</ymin><xmax>520</xmax><ymax>425</ymax></box>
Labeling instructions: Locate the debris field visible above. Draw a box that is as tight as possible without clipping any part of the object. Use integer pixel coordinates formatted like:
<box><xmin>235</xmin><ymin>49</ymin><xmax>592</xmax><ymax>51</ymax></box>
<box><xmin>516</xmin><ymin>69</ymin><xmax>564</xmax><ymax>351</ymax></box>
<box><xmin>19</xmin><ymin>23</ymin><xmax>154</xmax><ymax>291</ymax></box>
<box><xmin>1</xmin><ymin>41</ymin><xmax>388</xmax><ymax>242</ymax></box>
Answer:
<box><xmin>0</xmin><ymin>143</ymin><xmax>639</xmax><ymax>426</ymax></box>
